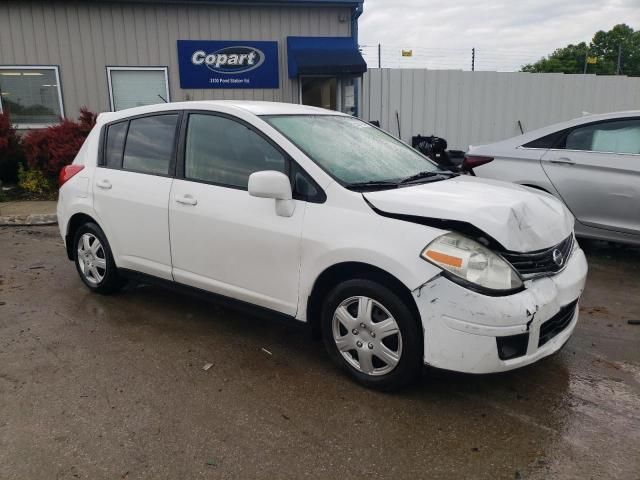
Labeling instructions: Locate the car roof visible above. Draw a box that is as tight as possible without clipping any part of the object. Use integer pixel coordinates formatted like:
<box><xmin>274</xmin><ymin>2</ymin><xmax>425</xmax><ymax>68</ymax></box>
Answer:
<box><xmin>568</xmin><ymin>109</ymin><xmax>640</xmax><ymax>124</ymax></box>
<box><xmin>473</xmin><ymin>109</ymin><xmax>640</xmax><ymax>150</ymax></box>
<box><xmin>97</xmin><ymin>100</ymin><xmax>344</xmax><ymax>124</ymax></box>
<box><xmin>527</xmin><ymin>109</ymin><xmax>640</xmax><ymax>140</ymax></box>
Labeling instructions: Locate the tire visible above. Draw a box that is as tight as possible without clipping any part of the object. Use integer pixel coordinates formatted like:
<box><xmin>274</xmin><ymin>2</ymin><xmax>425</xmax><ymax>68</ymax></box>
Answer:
<box><xmin>321</xmin><ymin>278</ymin><xmax>422</xmax><ymax>391</ymax></box>
<box><xmin>73</xmin><ymin>222</ymin><xmax>125</xmax><ymax>294</ymax></box>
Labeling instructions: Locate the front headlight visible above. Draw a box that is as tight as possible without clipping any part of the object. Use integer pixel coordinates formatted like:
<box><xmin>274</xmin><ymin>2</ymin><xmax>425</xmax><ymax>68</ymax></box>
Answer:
<box><xmin>420</xmin><ymin>232</ymin><xmax>523</xmax><ymax>293</ymax></box>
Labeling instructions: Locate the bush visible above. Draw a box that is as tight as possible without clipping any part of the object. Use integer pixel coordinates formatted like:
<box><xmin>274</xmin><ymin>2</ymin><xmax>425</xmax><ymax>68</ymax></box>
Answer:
<box><xmin>0</xmin><ymin>111</ymin><xmax>24</xmax><ymax>184</ymax></box>
<box><xmin>22</xmin><ymin>108</ymin><xmax>96</xmax><ymax>180</ymax></box>
<box><xmin>17</xmin><ymin>163</ymin><xmax>55</xmax><ymax>195</ymax></box>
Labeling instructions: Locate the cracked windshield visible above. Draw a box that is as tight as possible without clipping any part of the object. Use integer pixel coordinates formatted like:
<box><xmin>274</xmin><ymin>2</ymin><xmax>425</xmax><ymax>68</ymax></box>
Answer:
<box><xmin>264</xmin><ymin>115</ymin><xmax>440</xmax><ymax>184</ymax></box>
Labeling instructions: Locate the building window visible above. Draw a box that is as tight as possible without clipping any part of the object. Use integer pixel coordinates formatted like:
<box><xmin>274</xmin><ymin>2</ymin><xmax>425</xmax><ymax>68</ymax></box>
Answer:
<box><xmin>0</xmin><ymin>66</ymin><xmax>64</xmax><ymax>128</ymax></box>
<box><xmin>107</xmin><ymin>67</ymin><xmax>170</xmax><ymax>111</ymax></box>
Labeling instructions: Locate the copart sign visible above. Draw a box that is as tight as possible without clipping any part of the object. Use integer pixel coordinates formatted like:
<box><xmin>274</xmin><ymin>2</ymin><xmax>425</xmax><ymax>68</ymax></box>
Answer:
<box><xmin>177</xmin><ymin>40</ymin><xmax>279</xmax><ymax>89</ymax></box>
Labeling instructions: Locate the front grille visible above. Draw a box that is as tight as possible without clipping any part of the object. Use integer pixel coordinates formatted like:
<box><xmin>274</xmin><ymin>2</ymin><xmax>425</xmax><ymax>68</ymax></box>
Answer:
<box><xmin>538</xmin><ymin>300</ymin><xmax>578</xmax><ymax>347</ymax></box>
<box><xmin>501</xmin><ymin>235</ymin><xmax>574</xmax><ymax>278</ymax></box>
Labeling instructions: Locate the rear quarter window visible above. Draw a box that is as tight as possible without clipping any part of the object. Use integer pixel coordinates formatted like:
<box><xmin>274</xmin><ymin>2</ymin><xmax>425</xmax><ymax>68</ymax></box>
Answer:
<box><xmin>104</xmin><ymin>121</ymin><xmax>127</xmax><ymax>168</ymax></box>
<box><xmin>521</xmin><ymin>130</ymin><xmax>567</xmax><ymax>149</ymax></box>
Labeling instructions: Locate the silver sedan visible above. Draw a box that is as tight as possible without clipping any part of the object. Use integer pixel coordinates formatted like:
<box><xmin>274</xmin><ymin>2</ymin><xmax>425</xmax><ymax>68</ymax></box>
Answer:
<box><xmin>465</xmin><ymin>110</ymin><xmax>640</xmax><ymax>246</ymax></box>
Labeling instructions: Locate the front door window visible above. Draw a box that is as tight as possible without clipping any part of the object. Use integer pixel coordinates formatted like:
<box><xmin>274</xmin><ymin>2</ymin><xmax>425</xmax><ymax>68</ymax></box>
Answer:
<box><xmin>184</xmin><ymin>113</ymin><xmax>286</xmax><ymax>189</ymax></box>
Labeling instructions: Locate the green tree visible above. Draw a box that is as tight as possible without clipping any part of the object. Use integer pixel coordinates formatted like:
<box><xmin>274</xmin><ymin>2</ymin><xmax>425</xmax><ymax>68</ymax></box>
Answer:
<box><xmin>521</xmin><ymin>24</ymin><xmax>640</xmax><ymax>76</ymax></box>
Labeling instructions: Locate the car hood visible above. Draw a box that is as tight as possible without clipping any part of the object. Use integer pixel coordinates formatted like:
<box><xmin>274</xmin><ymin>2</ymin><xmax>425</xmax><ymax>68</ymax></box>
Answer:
<box><xmin>363</xmin><ymin>176</ymin><xmax>574</xmax><ymax>252</ymax></box>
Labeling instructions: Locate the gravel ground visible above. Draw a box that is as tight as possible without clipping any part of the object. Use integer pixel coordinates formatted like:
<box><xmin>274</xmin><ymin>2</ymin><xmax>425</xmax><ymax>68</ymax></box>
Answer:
<box><xmin>0</xmin><ymin>226</ymin><xmax>639</xmax><ymax>480</ymax></box>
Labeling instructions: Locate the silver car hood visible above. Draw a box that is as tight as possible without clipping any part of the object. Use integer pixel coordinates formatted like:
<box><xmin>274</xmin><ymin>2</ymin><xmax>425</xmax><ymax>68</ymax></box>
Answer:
<box><xmin>363</xmin><ymin>176</ymin><xmax>574</xmax><ymax>252</ymax></box>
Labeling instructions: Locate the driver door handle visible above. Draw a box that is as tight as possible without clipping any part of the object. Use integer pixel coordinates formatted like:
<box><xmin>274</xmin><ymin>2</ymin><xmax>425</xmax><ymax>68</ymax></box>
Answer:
<box><xmin>174</xmin><ymin>194</ymin><xmax>197</xmax><ymax>206</ymax></box>
<box><xmin>549</xmin><ymin>157</ymin><xmax>575</xmax><ymax>165</ymax></box>
<box><xmin>96</xmin><ymin>179</ymin><xmax>112</xmax><ymax>189</ymax></box>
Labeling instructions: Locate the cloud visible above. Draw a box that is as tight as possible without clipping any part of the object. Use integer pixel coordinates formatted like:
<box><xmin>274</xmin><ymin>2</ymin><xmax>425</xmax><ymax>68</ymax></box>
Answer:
<box><xmin>358</xmin><ymin>0</ymin><xmax>640</xmax><ymax>70</ymax></box>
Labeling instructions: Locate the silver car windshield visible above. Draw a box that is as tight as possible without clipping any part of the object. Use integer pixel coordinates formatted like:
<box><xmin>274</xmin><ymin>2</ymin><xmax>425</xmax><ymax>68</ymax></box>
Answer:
<box><xmin>262</xmin><ymin>115</ymin><xmax>441</xmax><ymax>185</ymax></box>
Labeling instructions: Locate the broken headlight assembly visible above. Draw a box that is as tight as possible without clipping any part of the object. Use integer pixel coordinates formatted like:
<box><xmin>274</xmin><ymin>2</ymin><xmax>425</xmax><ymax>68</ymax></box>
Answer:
<box><xmin>421</xmin><ymin>232</ymin><xmax>523</xmax><ymax>294</ymax></box>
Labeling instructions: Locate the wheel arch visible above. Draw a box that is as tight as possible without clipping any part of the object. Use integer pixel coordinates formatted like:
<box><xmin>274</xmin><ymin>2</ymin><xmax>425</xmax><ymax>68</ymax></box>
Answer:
<box><xmin>65</xmin><ymin>212</ymin><xmax>100</xmax><ymax>260</ymax></box>
<box><xmin>306</xmin><ymin>262</ymin><xmax>422</xmax><ymax>342</ymax></box>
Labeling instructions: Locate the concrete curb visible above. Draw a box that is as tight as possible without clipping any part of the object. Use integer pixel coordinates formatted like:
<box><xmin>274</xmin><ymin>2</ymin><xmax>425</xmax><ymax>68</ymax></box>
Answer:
<box><xmin>0</xmin><ymin>213</ymin><xmax>58</xmax><ymax>226</ymax></box>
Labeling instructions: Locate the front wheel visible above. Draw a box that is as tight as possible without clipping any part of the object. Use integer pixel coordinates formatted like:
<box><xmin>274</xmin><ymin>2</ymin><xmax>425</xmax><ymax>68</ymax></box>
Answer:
<box><xmin>321</xmin><ymin>279</ymin><xmax>423</xmax><ymax>391</ymax></box>
<box><xmin>73</xmin><ymin>222</ymin><xmax>124</xmax><ymax>294</ymax></box>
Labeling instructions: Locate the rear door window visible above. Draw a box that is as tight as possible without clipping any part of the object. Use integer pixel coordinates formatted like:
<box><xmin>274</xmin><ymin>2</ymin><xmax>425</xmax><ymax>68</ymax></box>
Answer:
<box><xmin>122</xmin><ymin>114</ymin><xmax>179</xmax><ymax>175</ymax></box>
<box><xmin>565</xmin><ymin>119</ymin><xmax>640</xmax><ymax>154</ymax></box>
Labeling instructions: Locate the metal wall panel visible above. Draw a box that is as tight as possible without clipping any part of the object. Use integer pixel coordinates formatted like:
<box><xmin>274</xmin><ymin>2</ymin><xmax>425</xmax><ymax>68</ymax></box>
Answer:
<box><xmin>0</xmin><ymin>1</ymin><xmax>351</xmax><ymax>118</ymax></box>
<box><xmin>362</xmin><ymin>68</ymin><xmax>640</xmax><ymax>150</ymax></box>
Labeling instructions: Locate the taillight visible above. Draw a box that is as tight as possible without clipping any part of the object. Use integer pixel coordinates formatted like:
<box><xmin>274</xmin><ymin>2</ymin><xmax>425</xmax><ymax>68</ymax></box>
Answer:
<box><xmin>58</xmin><ymin>165</ymin><xmax>85</xmax><ymax>187</ymax></box>
<box><xmin>462</xmin><ymin>155</ymin><xmax>494</xmax><ymax>171</ymax></box>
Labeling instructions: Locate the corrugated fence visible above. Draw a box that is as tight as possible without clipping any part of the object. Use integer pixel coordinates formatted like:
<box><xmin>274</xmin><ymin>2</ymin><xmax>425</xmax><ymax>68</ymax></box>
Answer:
<box><xmin>362</xmin><ymin>68</ymin><xmax>640</xmax><ymax>150</ymax></box>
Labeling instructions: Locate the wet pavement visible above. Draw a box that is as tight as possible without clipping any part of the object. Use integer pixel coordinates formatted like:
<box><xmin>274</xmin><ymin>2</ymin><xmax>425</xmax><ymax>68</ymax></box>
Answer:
<box><xmin>0</xmin><ymin>226</ymin><xmax>639</xmax><ymax>480</ymax></box>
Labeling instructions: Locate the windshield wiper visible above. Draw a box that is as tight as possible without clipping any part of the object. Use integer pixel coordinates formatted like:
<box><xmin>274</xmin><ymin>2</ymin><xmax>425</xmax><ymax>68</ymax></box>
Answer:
<box><xmin>398</xmin><ymin>170</ymin><xmax>457</xmax><ymax>185</ymax></box>
<box><xmin>347</xmin><ymin>170</ymin><xmax>458</xmax><ymax>191</ymax></box>
<box><xmin>345</xmin><ymin>180</ymin><xmax>399</xmax><ymax>191</ymax></box>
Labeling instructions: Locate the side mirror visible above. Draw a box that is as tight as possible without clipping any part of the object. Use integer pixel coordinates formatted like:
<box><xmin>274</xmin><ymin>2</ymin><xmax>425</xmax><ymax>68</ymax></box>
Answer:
<box><xmin>248</xmin><ymin>170</ymin><xmax>295</xmax><ymax>217</ymax></box>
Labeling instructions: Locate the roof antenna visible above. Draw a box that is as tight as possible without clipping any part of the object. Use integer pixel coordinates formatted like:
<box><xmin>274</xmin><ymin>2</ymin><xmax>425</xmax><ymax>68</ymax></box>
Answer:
<box><xmin>158</xmin><ymin>94</ymin><xmax>168</xmax><ymax>103</ymax></box>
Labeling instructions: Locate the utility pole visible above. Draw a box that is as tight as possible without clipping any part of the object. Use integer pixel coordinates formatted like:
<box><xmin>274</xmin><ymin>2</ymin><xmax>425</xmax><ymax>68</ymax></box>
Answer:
<box><xmin>616</xmin><ymin>44</ymin><xmax>622</xmax><ymax>75</ymax></box>
<box><xmin>471</xmin><ymin>47</ymin><xmax>475</xmax><ymax>71</ymax></box>
<box><xmin>378</xmin><ymin>43</ymin><xmax>381</xmax><ymax>69</ymax></box>
<box><xmin>583</xmin><ymin>51</ymin><xmax>588</xmax><ymax>74</ymax></box>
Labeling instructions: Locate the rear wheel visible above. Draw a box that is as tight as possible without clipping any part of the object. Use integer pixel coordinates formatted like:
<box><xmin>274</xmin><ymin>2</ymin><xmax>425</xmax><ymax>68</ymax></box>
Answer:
<box><xmin>73</xmin><ymin>222</ymin><xmax>124</xmax><ymax>294</ymax></box>
<box><xmin>321</xmin><ymin>279</ymin><xmax>422</xmax><ymax>391</ymax></box>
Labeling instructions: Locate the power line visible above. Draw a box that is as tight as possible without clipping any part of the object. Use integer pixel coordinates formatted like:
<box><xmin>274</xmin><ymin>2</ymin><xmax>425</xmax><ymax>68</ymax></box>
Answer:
<box><xmin>360</xmin><ymin>44</ymin><xmax>550</xmax><ymax>72</ymax></box>
<box><xmin>360</xmin><ymin>45</ymin><xmax>550</xmax><ymax>55</ymax></box>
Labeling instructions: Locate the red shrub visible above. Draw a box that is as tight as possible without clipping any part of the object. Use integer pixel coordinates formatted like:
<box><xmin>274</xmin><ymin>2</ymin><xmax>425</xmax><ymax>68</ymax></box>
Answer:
<box><xmin>0</xmin><ymin>111</ymin><xmax>24</xmax><ymax>183</ymax></box>
<box><xmin>22</xmin><ymin>108</ymin><xmax>97</xmax><ymax>179</ymax></box>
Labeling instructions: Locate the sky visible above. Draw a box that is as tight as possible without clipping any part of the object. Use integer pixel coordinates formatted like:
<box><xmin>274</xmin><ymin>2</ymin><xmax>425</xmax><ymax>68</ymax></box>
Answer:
<box><xmin>358</xmin><ymin>0</ymin><xmax>640</xmax><ymax>71</ymax></box>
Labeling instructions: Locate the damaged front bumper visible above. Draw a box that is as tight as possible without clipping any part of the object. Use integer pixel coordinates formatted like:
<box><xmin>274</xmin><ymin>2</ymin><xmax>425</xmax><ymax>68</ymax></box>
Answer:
<box><xmin>414</xmin><ymin>246</ymin><xmax>588</xmax><ymax>374</ymax></box>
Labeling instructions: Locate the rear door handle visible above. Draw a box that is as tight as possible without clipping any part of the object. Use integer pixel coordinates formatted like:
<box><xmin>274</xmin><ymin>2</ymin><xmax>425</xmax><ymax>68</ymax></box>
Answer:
<box><xmin>549</xmin><ymin>157</ymin><xmax>575</xmax><ymax>165</ymax></box>
<box><xmin>96</xmin><ymin>179</ymin><xmax>112</xmax><ymax>189</ymax></box>
<box><xmin>174</xmin><ymin>194</ymin><xmax>197</xmax><ymax>206</ymax></box>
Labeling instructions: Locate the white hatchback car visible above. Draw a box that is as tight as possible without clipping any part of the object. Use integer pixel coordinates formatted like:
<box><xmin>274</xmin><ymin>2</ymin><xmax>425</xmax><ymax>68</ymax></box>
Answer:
<box><xmin>58</xmin><ymin>101</ymin><xmax>588</xmax><ymax>390</ymax></box>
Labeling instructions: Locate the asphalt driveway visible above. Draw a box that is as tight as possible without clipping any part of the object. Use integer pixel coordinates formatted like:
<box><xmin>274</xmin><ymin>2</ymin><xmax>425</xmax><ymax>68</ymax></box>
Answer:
<box><xmin>0</xmin><ymin>226</ymin><xmax>639</xmax><ymax>479</ymax></box>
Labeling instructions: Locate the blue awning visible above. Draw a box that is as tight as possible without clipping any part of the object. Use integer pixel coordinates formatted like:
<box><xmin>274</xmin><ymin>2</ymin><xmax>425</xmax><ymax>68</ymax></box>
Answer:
<box><xmin>287</xmin><ymin>36</ymin><xmax>367</xmax><ymax>78</ymax></box>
